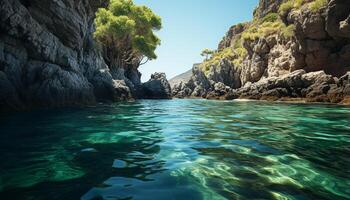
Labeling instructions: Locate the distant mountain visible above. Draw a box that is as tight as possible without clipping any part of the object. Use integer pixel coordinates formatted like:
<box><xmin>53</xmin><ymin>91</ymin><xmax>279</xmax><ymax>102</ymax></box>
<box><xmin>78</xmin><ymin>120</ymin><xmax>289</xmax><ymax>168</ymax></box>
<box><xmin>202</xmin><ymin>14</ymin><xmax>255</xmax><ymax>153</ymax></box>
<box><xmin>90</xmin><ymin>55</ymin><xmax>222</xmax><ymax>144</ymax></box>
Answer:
<box><xmin>169</xmin><ymin>69</ymin><xmax>192</xmax><ymax>87</ymax></box>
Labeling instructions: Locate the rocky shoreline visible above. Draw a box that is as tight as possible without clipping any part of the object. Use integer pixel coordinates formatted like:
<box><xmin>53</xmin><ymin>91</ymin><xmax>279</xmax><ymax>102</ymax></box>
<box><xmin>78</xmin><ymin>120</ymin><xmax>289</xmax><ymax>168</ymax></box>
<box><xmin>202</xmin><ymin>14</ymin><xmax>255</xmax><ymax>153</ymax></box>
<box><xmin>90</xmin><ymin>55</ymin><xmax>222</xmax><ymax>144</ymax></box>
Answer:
<box><xmin>171</xmin><ymin>0</ymin><xmax>350</xmax><ymax>106</ymax></box>
<box><xmin>0</xmin><ymin>0</ymin><xmax>172</xmax><ymax>112</ymax></box>
<box><xmin>2</xmin><ymin>0</ymin><xmax>350</xmax><ymax>111</ymax></box>
<box><xmin>172</xmin><ymin>67</ymin><xmax>350</xmax><ymax>105</ymax></box>
<box><xmin>233</xmin><ymin>70</ymin><xmax>350</xmax><ymax>104</ymax></box>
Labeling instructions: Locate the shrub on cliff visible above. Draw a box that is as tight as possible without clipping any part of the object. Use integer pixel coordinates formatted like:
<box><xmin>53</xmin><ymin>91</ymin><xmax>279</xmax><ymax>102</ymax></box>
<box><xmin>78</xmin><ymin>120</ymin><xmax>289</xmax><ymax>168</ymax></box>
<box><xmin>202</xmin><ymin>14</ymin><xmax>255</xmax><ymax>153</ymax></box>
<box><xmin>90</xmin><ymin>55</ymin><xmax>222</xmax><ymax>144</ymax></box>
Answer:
<box><xmin>200</xmin><ymin>46</ymin><xmax>247</xmax><ymax>76</ymax></box>
<box><xmin>241</xmin><ymin>20</ymin><xmax>294</xmax><ymax>41</ymax></box>
<box><xmin>243</xmin><ymin>13</ymin><xmax>282</xmax><ymax>39</ymax></box>
<box><xmin>278</xmin><ymin>1</ymin><xmax>294</xmax><ymax>16</ymax></box>
<box><xmin>282</xmin><ymin>24</ymin><xmax>296</xmax><ymax>38</ymax></box>
<box><xmin>94</xmin><ymin>0</ymin><xmax>162</xmax><ymax>68</ymax></box>
<box><xmin>278</xmin><ymin>0</ymin><xmax>328</xmax><ymax>15</ymax></box>
<box><xmin>201</xmin><ymin>49</ymin><xmax>215</xmax><ymax>61</ymax></box>
<box><xmin>309</xmin><ymin>0</ymin><xmax>328</xmax><ymax>12</ymax></box>
<box><xmin>200</xmin><ymin>48</ymin><xmax>234</xmax><ymax>75</ymax></box>
<box><xmin>261</xmin><ymin>13</ymin><xmax>279</xmax><ymax>23</ymax></box>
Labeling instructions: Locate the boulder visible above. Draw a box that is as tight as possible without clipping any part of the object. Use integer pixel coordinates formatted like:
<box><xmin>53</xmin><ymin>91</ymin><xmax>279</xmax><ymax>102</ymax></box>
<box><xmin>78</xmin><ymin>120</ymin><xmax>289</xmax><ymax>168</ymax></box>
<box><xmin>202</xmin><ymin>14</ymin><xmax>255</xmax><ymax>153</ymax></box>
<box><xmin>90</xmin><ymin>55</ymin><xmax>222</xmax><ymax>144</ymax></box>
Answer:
<box><xmin>326</xmin><ymin>0</ymin><xmax>350</xmax><ymax>39</ymax></box>
<box><xmin>206</xmin><ymin>82</ymin><xmax>232</xmax><ymax>99</ymax></box>
<box><xmin>301</xmin><ymin>71</ymin><xmax>335</xmax><ymax>86</ymax></box>
<box><xmin>172</xmin><ymin>81</ymin><xmax>191</xmax><ymax>98</ymax></box>
<box><xmin>142</xmin><ymin>73</ymin><xmax>172</xmax><ymax>99</ymax></box>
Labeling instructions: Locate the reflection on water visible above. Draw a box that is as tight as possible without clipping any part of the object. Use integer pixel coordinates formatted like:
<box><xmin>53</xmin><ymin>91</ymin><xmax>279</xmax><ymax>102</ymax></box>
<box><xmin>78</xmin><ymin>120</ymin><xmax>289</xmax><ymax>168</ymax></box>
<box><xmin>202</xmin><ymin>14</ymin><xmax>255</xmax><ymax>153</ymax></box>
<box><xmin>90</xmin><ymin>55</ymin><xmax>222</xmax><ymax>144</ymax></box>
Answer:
<box><xmin>0</xmin><ymin>99</ymin><xmax>350</xmax><ymax>200</ymax></box>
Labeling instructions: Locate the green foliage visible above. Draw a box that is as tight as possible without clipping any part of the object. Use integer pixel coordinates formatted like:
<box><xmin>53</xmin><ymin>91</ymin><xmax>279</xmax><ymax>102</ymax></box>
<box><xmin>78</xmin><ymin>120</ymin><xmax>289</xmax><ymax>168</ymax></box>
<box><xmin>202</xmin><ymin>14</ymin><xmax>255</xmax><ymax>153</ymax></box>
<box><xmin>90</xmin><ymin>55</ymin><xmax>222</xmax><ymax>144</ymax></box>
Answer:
<box><xmin>200</xmin><ymin>48</ymin><xmax>234</xmax><ymax>75</ymax></box>
<box><xmin>201</xmin><ymin>48</ymin><xmax>215</xmax><ymax>60</ymax></box>
<box><xmin>242</xmin><ymin>21</ymin><xmax>286</xmax><ymax>41</ymax></box>
<box><xmin>309</xmin><ymin>0</ymin><xmax>328</xmax><ymax>12</ymax></box>
<box><xmin>233</xmin><ymin>35</ymin><xmax>243</xmax><ymax>49</ymax></box>
<box><xmin>232</xmin><ymin>47</ymin><xmax>247</xmax><ymax>66</ymax></box>
<box><xmin>230</xmin><ymin>34</ymin><xmax>248</xmax><ymax>67</ymax></box>
<box><xmin>278</xmin><ymin>1</ymin><xmax>294</xmax><ymax>16</ymax></box>
<box><xmin>278</xmin><ymin>0</ymin><xmax>309</xmax><ymax>15</ymax></box>
<box><xmin>94</xmin><ymin>0</ymin><xmax>162</xmax><ymax>67</ymax></box>
<box><xmin>201</xmin><ymin>49</ymin><xmax>214</xmax><ymax>55</ymax></box>
<box><xmin>294</xmin><ymin>0</ymin><xmax>306</xmax><ymax>8</ymax></box>
<box><xmin>199</xmin><ymin>46</ymin><xmax>248</xmax><ymax>76</ymax></box>
<box><xmin>278</xmin><ymin>0</ymin><xmax>327</xmax><ymax>15</ymax></box>
<box><xmin>197</xmin><ymin>0</ymin><xmax>332</xmax><ymax>76</ymax></box>
<box><xmin>262</xmin><ymin>13</ymin><xmax>279</xmax><ymax>23</ymax></box>
<box><xmin>282</xmin><ymin>24</ymin><xmax>296</xmax><ymax>38</ymax></box>
<box><xmin>241</xmin><ymin>6</ymin><xmax>300</xmax><ymax>42</ymax></box>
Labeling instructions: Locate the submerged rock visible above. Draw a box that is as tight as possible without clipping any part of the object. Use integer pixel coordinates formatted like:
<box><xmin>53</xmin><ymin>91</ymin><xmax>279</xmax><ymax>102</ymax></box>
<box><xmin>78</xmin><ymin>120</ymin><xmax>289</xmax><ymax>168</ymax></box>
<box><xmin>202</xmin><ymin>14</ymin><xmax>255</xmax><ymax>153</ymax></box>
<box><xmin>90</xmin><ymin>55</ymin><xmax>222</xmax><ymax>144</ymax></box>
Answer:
<box><xmin>81</xmin><ymin>148</ymin><xmax>98</xmax><ymax>153</ymax></box>
<box><xmin>112</xmin><ymin>159</ymin><xmax>127</xmax><ymax>168</ymax></box>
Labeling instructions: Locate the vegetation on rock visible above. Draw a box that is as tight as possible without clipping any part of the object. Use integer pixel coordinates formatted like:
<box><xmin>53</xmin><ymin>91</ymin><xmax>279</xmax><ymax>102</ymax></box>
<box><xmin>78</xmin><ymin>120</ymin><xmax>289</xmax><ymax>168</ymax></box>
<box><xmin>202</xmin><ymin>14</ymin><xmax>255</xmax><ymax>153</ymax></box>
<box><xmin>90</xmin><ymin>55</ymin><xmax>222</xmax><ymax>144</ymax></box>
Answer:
<box><xmin>309</xmin><ymin>0</ymin><xmax>328</xmax><ymax>12</ymax></box>
<box><xmin>278</xmin><ymin>0</ymin><xmax>328</xmax><ymax>15</ymax></box>
<box><xmin>232</xmin><ymin>47</ymin><xmax>248</xmax><ymax>66</ymax></box>
<box><xmin>94</xmin><ymin>0</ymin><xmax>162</xmax><ymax>68</ymax></box>
<box><xmin>200</xmin><ymin>49</ymin><xmax>215</xmax><ymax>61</ymax></box>
<box><xmin>198</xmin><ymin>0</ymin><xmax>330</xmax><ymax>77</ymax></box>
<box><xmin>282</xmin><ymin>24</ymin><xmax>296</xmax><ymax>38</ymax></box>
<box><xmin>200</xmin><ymin>48</ymin><xmax>234</xmax><ymax>75</ymax></box>
<box><xmin>200</xmin><ymin>46</ymin><xmax>247</xmax><ymax>76</ymax></box>
<box><xmin>278</xmin><ymin>0</ymin><xmax>299</xmax><ymax>16</ymax></box>
<box><xmin>261</xmin><ymin>13</ymin><xmax>280</xmax><ymax>23</ymax></box>
<box><xmin>241</xmin><ymin>19</ymin><xmax>287</xmax><ymax>41</ymax></box>
<box><xmin>173</xmin><ymin>0</ymin><xmax>350</xmax><ymax>105</ymax></box>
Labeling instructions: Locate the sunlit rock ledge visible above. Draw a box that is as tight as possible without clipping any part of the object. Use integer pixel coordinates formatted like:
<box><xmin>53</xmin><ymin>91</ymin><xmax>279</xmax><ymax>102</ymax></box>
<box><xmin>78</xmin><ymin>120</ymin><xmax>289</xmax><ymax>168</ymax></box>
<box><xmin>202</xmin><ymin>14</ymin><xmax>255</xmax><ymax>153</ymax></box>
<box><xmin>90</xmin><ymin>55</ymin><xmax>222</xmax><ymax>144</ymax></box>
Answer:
<box><xmin>172</xmin><ymin>68</ymin><xmax>350</xmax><ymax>105</ymax></box>
<box><xmin>171</xmin><ymin>0</ymin><xmax>350</xmax><ymax>106</ymax></box>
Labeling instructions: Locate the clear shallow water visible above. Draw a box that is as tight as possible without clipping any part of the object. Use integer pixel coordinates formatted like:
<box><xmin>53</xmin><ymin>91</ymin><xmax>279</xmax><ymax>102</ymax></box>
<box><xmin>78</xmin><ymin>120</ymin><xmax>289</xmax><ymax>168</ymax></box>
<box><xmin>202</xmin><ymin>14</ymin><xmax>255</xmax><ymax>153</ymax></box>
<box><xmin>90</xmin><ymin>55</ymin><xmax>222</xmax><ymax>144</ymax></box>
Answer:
<box><xmin>0</xmin><ymin>99</ymin><xmax>350</xmax><ymax>200</ymax></box>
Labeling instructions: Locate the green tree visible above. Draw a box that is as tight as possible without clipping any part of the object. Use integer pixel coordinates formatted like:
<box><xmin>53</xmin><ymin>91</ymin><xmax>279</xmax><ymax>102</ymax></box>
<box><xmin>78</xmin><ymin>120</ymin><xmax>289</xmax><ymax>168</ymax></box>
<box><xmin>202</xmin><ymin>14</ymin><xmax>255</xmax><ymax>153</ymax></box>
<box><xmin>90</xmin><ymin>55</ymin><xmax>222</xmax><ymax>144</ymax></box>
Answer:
<box><xmin>94</xmin><ymin>0</ymin><xmax>162</xmax><ymax>68</ymax></box>
<box><xmin>201</xmin><ymin>49</ymin><xmax>214</xmax><ymax>61</ymax></box>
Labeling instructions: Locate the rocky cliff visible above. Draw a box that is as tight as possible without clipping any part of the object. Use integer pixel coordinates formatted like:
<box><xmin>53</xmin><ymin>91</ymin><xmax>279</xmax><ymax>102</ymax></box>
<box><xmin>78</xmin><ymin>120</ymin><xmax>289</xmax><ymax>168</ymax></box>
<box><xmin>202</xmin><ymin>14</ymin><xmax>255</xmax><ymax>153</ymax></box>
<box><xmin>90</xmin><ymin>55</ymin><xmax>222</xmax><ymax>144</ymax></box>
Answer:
<box><xmin>173</xmin><ymin>0</ymin><xmax>350</xmax><ymax>104</ymax></box>
<box><xmin>0</xmin><ymin>0</ymin><xmax>165</xmax><ymax>111</ymax></box>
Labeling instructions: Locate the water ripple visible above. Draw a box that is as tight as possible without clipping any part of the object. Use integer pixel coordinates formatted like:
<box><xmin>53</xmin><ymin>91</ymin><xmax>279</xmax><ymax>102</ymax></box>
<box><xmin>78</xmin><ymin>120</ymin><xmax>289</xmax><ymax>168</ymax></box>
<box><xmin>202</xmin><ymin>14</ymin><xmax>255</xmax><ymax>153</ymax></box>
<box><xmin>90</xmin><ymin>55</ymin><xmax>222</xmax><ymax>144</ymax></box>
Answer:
<box><xmin>0</xmin><ymin>99</ymin><xmax>349</xmax><ymax>200</ymax></box>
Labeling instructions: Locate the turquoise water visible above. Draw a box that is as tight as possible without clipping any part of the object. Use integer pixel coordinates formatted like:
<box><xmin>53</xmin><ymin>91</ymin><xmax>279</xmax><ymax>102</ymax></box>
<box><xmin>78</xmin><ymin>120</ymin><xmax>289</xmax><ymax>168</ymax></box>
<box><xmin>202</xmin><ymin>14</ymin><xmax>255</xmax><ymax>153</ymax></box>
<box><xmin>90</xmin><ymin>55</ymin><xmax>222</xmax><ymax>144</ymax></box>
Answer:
<box><xmin>0</xmin><ymin>99</ymin><xmax>350</xmax><ymax>200</ymax></box>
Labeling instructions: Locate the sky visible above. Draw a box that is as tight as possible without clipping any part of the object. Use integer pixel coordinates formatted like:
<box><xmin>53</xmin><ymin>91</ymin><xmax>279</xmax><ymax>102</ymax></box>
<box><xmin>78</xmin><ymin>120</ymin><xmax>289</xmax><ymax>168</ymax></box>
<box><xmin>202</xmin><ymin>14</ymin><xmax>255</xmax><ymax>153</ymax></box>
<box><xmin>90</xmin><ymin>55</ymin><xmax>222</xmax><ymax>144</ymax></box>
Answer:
<box><xmin>134</xmin><ymin>0</ymin><xmax>259</xmax><ymax>82</ymax></box>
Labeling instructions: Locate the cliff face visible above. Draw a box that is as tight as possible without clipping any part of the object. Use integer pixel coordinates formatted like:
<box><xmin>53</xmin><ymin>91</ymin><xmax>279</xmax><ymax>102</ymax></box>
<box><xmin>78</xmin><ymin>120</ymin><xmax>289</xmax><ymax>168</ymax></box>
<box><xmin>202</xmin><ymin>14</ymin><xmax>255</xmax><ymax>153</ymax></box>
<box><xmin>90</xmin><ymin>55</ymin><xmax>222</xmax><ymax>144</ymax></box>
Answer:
<box><xmin>254</xmin><ymin>0</ymin><xmax>284</xmax><ymax>18</ymax></box>
<box><xmin>173</xmin><ymin>0</ymin><xmax>350</xmax><ymax>104</ymax></box>
<box><xmin>0</xmin><ymin>0</ymin><xmax>146</xmax><ymax>111</ymax></box>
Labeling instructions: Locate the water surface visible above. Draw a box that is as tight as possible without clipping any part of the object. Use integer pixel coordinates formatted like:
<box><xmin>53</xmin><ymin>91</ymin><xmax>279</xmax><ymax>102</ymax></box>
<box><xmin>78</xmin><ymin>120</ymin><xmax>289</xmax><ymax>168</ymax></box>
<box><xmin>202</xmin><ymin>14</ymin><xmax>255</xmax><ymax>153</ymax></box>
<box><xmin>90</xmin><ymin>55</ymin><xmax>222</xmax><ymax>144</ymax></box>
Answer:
<box><xmin>0</xmin><ymin>99</ymin><xmax>349</xmax><ymax>200</ymax></box>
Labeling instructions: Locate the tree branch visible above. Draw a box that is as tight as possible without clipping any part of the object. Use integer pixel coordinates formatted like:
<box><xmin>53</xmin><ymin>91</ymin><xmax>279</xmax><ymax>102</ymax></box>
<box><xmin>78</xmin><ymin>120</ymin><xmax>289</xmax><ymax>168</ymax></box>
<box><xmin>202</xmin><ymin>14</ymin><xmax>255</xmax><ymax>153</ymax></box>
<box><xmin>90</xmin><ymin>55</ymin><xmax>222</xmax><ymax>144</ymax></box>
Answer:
<box><xmin>139</xmin><ymin>57</ymin><xmax>149</xmax><ymax>66</ymax></box>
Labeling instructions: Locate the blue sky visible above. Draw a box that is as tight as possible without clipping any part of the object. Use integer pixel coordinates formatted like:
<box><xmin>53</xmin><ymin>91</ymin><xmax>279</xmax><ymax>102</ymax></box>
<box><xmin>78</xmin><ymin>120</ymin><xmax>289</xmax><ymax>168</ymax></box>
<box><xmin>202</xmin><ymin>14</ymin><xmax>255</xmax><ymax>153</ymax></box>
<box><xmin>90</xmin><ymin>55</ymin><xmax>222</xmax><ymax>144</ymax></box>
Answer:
<box><xmin>134</xmin><ymin>0</ymin><xmax>259</xmax><ymax>82</ymax></box>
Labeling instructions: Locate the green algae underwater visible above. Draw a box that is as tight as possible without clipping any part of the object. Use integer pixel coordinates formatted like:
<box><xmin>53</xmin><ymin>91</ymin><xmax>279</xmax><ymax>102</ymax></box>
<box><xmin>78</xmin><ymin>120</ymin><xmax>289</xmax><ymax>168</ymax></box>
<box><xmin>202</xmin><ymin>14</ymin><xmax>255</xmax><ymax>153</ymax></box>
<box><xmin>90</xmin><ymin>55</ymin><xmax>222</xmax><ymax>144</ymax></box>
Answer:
<box><xmin>0</xmin><ymin>99</ymin><xmax>349</xmax><ymax>200</ymax></box>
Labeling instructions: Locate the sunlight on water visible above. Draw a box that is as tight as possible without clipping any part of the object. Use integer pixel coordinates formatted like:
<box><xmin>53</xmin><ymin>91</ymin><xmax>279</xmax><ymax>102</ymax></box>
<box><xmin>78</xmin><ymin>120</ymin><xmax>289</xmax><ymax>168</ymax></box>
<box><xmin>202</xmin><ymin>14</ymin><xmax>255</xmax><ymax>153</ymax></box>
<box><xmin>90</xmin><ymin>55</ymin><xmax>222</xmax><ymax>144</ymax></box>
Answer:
<box><xmin>0</xmin><ymin>99</ymin><xmax>349</xmax><ymax>200</ymax></box>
